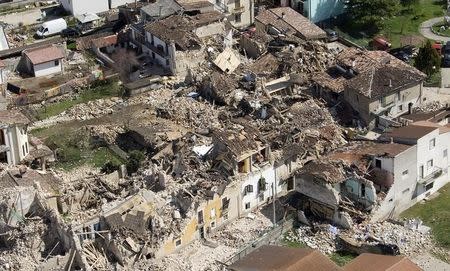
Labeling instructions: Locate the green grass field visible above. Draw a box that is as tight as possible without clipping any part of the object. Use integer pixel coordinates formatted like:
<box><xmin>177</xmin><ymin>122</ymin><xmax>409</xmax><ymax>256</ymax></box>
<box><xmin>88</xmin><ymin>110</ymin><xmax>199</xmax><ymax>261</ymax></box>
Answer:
<box><xmin>37</xmin><ymin>79</ymin><xmax>120</xmax><ymax>120</ymax></box>
<box><xmin>337</xmin><ymin>0</ymin><xmax>446</xmax><ymax>48</ymax></box>
<box><xmin>401</xmin><ymin>183</ymin><xmax>450</xmax><ymax>249</ymax></box>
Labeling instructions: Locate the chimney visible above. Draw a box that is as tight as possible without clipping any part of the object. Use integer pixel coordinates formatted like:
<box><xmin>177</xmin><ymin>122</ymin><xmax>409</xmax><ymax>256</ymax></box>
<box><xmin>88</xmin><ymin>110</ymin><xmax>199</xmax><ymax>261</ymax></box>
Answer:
<box><xmin>281</xmin><ymin>12</ymin><xmax>286</xmax><ymax>19</ymax></box>
<box><xmin>389</xmin><ymin>79</ymin><xmax>392</xmax><ymax>88</ymax></box>
<box><xmin>159</xmin><ymin>5</ymin><xmax>163</xmax><ymax>17</ymax></box>
<box><xmin>390</xmin><ymin>137</ymin><xmax>393</xmax><ymax>144</ymax></box>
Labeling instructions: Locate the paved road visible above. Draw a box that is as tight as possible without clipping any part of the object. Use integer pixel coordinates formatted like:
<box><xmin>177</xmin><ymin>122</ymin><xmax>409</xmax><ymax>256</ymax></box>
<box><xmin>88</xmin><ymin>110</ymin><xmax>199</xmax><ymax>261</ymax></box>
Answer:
<box><xmin>443</xmin><ymin>68</ymin><xmax>450</xmax><ymax>88</ymax></box>
<box><xmin>419</xmin><ymin>17</ymin><xmax>450</xmax><ymax>42</ymax></box>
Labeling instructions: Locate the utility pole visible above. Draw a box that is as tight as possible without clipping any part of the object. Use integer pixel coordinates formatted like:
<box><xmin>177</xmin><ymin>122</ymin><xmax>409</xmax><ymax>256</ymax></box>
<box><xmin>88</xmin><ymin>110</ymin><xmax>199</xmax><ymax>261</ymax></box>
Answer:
<box><xmin>272</xmin><ymin>182</ymin><xmax>276</xmax><ymax>228</ymax></box>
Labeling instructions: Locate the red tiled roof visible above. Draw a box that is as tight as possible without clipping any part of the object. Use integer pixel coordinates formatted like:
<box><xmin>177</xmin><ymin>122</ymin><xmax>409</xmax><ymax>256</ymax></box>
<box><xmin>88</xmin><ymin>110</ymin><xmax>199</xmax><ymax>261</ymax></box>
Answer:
<box><xmin>23</xmin><ymin>45</ymin><xmax>65</xmax><ymax>65</ymax></box>
<box><xmin>91</xmin><ymin>34</ymin><xmax>118</xmax><ymax>48</ymax></box>
<box><xmin>344</xmin><ymin>253</ymin><xmax>423</xmax><ymax>271</ymax></box>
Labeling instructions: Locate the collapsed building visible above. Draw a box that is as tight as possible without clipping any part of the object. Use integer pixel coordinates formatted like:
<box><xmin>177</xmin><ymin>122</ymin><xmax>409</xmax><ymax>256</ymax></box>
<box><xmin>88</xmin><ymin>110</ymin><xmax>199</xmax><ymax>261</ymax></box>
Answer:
<box><xmin>312</xmin><ymin>48</ymin><xmax>427</xmax><ymax>128</ymax></box>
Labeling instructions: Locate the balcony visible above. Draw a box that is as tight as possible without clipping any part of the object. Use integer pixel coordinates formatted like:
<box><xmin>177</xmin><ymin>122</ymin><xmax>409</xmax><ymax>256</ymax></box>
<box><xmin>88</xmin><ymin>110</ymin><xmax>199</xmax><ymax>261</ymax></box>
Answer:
<box><xmin>144</xmin><ymin>41</ymin><xmax>168</xmax><ymax>58</ymax></box>
<box><xmin>418</xmin><ymin>167</ymin><xmax>444</xmax><ymax>185</ymax></box>
<box><xmin>232</xmin><ymin>5</ymin><xmax>245</xmax><ymax>13</ymax></box>
<box><xmin>0</xmin><ymin>144</ymin><xmax>9</xmax><ymax>153</ymax></box>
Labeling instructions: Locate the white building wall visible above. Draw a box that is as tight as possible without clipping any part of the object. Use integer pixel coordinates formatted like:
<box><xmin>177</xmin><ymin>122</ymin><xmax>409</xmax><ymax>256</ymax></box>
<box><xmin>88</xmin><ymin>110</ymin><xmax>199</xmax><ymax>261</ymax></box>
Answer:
<box><xmin>240</xmin><ymin>164</ymin><xmax>276</xmax><ymax>213</ymax></box>
<box><xmin>109</xmin><ymin>0</ymin><xmax>135</xmax><ymax>8</ymax></box>
<box><xmin>33</xmin><ymin>60</ymin><xmax>63</xmax><ymax>77</ymax></box>
<box><xmin>416</xmin><ymin>129</ymin><xmax>440</xmax><ymax>179</ymax></box>
<box><xmin>2</xmin><ymin>124</ymin><xmax>28</xmax><ymax>165</ymax></box>
<box><xmin>371</xmin><ymin>146</ymin><xmax>417</xmax><ymax>221</ymax></box>
<box><xmin>61</xmin><ymin>0</ymin><xmax>109</xmax><ymax>16</ymax></box>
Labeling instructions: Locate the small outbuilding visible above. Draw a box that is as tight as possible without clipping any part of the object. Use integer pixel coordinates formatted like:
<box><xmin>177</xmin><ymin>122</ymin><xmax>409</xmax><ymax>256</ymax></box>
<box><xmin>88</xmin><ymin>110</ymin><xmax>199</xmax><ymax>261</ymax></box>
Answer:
<box><xmin>22</xmin><ymin>45</ymin><xmax>65</xmax><ymax>77</ymax></box>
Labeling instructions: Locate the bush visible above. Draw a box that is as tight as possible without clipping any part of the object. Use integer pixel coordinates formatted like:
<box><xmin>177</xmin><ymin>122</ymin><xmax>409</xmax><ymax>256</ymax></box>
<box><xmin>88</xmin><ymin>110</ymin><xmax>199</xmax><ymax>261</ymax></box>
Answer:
<box><xmin>126</xmin><ymin>150</ymin><xmax>145</xmax><ymax>174</ymax></box>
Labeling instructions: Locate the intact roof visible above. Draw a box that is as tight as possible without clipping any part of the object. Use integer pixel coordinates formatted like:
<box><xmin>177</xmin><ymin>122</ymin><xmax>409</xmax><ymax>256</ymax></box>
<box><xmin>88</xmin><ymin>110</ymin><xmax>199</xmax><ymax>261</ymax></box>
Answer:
<box><xmin>144</xmin><ymin>15</ymin><xmax>201</xmax><ymax>51</ymax></box>
<box><xmin>336</xmin><ymin>48</ymin><xmax>426</xmax><ymax>99</ymax></box>
<box><xmin>384</xmin><ymin>125</ymin><xmax>438</xmax><ymax>141</ymax></box>
<box><xmin>0</xmin><ymin>110</ymin><xmax>30</xmax><ymax>125</ymax></box>
<box><xmin>411</xmin><ymin>120</ymin><xmax>450</xmax><ymax>134</ymax></box>
<box><xmin>76</xmin><ymin>13</ymin><xmax>100</xmax><ymax>23</ymax></box>
<box><xmin>228</xmin><ymin>245</ymin><xmax>342</xmax><ymax>271</ymax></box>
<box><xmin>141</xmin><ymin>0</ymin><xmax>182</xmax><ymax>18</ymax></box>
<box><xmin>91</xmin><ymin>34</ymin><xmax>118</xmax><ymax>48</ymax></box>
<box><xmin>255</xmin><ymin>7</ymin><xmax>326</xmax><ymax>40</ymax></box>
<box><xmin>176</xmin><ymin>0</ymin><xmax>213</xmax><ymax>11</ymax></box>
<box><xmin>344</xmin><ymin>253</ymin><xmax>422</xmax><ymax>271</ymax></box>
<box><xmin>23</xmin><ymin>45</ymin><xmax>65</xmax><ymax>65</ymax></box>
<box><xmin>402</xmin><ymin>109</ymin><xmax>450</xmax><ymax>123</ymax></box>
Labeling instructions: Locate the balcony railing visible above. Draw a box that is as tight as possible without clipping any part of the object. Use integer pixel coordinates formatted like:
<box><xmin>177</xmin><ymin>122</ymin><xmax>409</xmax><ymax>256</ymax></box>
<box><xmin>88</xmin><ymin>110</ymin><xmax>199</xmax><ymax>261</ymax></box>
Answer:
<box><xmin>0</xmin><ymin>144</ymin><xmax>10</xmax><ymax>153</ymax></box>
<box><xmin>418</xmin><ymin>167</ymin><xmax>443</xmax><ymax>184</ymax></box>
<box><xmin>232</xmin><ymin>5</ymin><xmax>245</xmax><ymax>13</ymax></box>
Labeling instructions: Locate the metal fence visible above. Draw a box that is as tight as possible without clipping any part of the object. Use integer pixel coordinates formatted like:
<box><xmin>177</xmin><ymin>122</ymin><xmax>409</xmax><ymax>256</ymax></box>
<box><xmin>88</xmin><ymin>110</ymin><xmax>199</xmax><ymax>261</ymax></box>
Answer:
<box><xmin>220</xmin><ymin>217</ymin><xmax>295</xmax><ymax>267</ymax></box>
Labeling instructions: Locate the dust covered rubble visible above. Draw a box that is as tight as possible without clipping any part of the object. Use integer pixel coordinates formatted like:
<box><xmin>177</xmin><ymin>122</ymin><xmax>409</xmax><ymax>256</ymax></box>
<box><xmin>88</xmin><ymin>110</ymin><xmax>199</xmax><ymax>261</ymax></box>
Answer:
<box><xmin>284</xmin><ymin>220</ymin><xmax>437</xmax><ymax>257</ymax></box>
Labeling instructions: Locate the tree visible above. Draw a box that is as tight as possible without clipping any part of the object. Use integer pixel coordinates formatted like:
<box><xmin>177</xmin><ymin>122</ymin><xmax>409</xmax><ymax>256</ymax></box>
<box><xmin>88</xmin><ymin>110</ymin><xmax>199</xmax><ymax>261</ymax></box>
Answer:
<box><xmin>415</xmin><ymin>40</ymin><xmax>441</xmax><ymax>77</ymax></box>
<box><xmin>111</xmin><ymin>48</ymin><xmax>139</xmax><ymax>83</ymax></box>
<box><xmin>401</xmin><ymin>0</ymin><xmax>419</xmax><ymax>8</ymax></box>
<box><xmin>346</xmin><ymin>0</ymin><xmax>400</xmax><ymax>30</ymax></box>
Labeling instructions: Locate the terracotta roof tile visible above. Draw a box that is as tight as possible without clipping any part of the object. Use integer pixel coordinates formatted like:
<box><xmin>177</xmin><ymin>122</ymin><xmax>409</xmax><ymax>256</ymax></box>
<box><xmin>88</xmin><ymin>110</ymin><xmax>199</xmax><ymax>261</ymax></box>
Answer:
<box><xmin>23</xmin><ymin>45</ymin><xmax>64</xmax><ymax>65</ymax></box>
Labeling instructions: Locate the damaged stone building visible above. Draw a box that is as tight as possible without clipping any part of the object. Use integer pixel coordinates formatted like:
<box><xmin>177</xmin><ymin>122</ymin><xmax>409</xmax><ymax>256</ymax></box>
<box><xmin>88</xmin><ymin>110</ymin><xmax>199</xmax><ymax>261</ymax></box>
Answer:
<box><xmin>313</xmin><ymin>48</ymin><xmax>427</xmax><ymax>128</ymax></box>
<box><xmin>0</xmin><ymin>110</ymin><xmax>30</xmax><ymax>165</ymax></box>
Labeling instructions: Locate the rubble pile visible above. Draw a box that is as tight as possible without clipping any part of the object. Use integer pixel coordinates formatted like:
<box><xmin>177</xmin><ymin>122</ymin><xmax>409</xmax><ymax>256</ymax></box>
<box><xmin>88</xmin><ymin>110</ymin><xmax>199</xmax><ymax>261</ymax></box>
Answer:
<box><xmin>270</xmin><ymin>39</ymin><xmax>338</xmax><ymax>75</ymax></box>
<box><xmin>352</xmin><ymin>221</ymin><xmax>435</xmax><ymax>256</ymax></box>
<box><xmin>284</xmin><ymin>220</ymin><xmax>437</xmax><ymax>257</ymax></box>
<box><xmin>64</xmin><ymin>97</ymin><xmax>124</xmax><ymax>120</ymax></box>
<box><xmin>210</xmin><ymin>213</ymin><xmax>273</xmax><ymax>248</ymax></box>
<box><xmin>284</xmin><ymin>225</ymin><xmax>337</xmax><ymax>254</ymax></box>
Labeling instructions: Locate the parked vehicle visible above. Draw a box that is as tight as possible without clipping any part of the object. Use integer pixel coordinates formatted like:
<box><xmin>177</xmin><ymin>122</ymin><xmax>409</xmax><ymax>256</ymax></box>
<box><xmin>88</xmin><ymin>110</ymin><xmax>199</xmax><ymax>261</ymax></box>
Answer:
<box><xmin>371</xmin><ymin>37</ymin><xmax>391</xmax><ymax>51</ymax></box>
<box><xmin>444</xmin><ymin>54</ymin><xmax>450</xmax><ymax>67</ymax></box>
<box><xmin>36</xmin><ymin>18</ymin><xmax>67</xmax><ymax>38</ymax></box>
<box><xmin>432</xmin><ymin>41</ymin><xmax>442</xmax><ymax>55</ymax></box>
<box><xmin>389</xmin><ymin>45</ymin><xmax>415</xmax><ymax>62</ymax></box>
<box><xmin>61</xmin><ymin>27</ymin><xmax>81</xmax><ymax>38</ymax></box>
<box><xmin>324</xmin><ymin>29</ymin><xmax>338</xmax><ymax>42</ymax></box>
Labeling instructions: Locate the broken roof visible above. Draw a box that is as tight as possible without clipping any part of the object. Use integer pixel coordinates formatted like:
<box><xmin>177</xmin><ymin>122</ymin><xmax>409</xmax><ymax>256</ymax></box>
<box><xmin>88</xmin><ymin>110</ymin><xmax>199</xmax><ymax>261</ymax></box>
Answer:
<box><xmin>336</xmin><ymin>48</ymin><xmax>426</xmax><ymax>99</ymax></box>
<box><xmin>140</xmin><ymin>0</ymin><xmax>182</xmax><ymax>18</ymax></box>
<box><xmin>297</xmin><ymin>160</ymin><xmax>345</xmax><ymax>184</ymax></box>
<box><xmin>229</xmin><ymin>245</ymin><xmax>342</xmax><ymax>271</ymax></box>
<box><xmin>328</xmin><ymin>142</ymin><xmax>414</xmax><ymax>171</ymax></box>
<box><xmin>213</xmin><ymin>47</ymin><xmax>241</xmax><ymax>74</ymax></box>
<box><xmin>312</xmin><ymin>70</ymin><xmax>347</xmax><ymax>93</ymax></box>
<box><xmin>0</xmin><ymin>110</ymin><xmax>30</xmax><ymax>125</ymax></box>
<box><xmin>23</xmin><ymin>45</ymin><xmax>65</xmax><ymax>65</ymax></box>
<box><xmin>212</xmin><ymin>119</ymin><xmax>267</xmax><ymax>160</ymax></box>
<box><xmin>343</xmin><ymin>253</ymin><xmax>422</xmax><ymax>271</ymax></box>
<box><xmin>144</xmin><ymin>15</ymin><xmax>201</xmax><ymax>51</ymax></box>
<box><xmin>255</xmin><ymin>7</ymin><xmax>327</xmax><ymax>40</ymax></box>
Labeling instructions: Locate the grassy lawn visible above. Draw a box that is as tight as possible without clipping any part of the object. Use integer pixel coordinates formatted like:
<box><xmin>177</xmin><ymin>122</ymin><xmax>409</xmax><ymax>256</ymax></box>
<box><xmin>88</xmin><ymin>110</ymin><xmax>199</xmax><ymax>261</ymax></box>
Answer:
<box><xmin>32</xmin><ymin>123</ymin><xmax>125</xmax><ymax>171</ymax></box>
<box><xmin>330</xmin><ymin>251</ymin><xmax>358</xmax><ymax>267</ymax></box>
<box><xmin>432</xmin><ymin>22</ymin><xmax>450</xmax><ymax>37</ymax></box>
<box><xmin>281</xmin><ymin>231</ymin><xmax>357</xmax><ymax>266</ymax></box>
<box><xmin>424</xmin><ymin>70</ymin><xmax>442</xmax><ymax>87</ymax></box>
<box><xmin>337</xmin><ymin>0</ymin><xmax>446</xmax><ymax>48</ymax></box>
<box><xmin>37</xmin><ymin>79</ymin><xmax>120</xmax><ymax>120</ymax></box>
<box><xmin>401</xmin><ymin>183</ymin><xmax>450</xmax><ymax>249</ymax></box>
